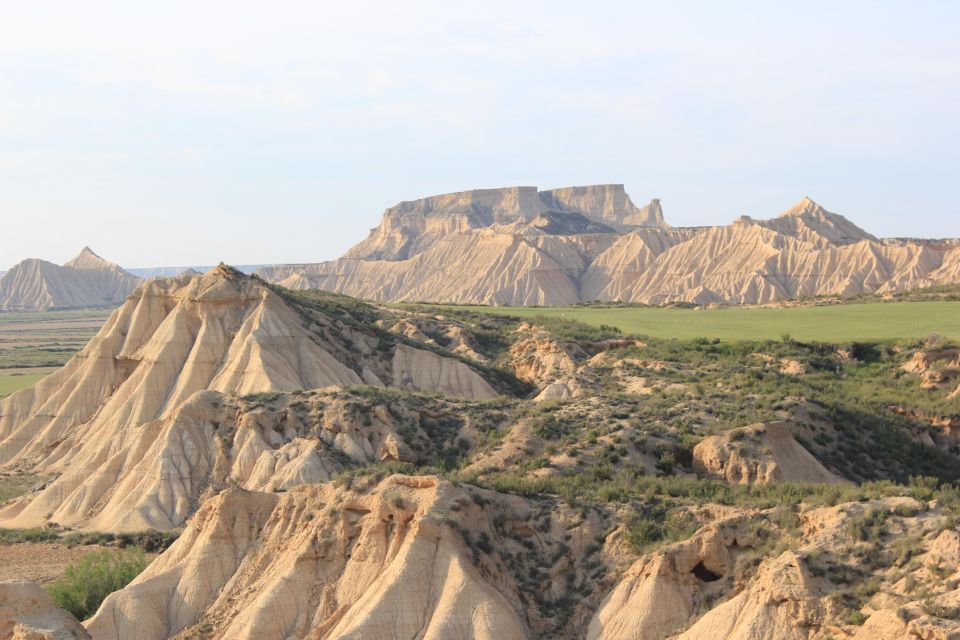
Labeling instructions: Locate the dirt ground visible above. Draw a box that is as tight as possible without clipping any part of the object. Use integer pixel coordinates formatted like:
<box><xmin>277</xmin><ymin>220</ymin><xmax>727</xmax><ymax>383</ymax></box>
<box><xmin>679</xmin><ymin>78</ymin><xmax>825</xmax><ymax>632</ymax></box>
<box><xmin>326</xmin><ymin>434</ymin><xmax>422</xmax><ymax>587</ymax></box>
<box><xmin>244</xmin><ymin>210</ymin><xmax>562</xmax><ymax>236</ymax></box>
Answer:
<box><xmin>0</xmin><ymin>542</ymin><xmax>108</xmax><ymax>584</ymax></box>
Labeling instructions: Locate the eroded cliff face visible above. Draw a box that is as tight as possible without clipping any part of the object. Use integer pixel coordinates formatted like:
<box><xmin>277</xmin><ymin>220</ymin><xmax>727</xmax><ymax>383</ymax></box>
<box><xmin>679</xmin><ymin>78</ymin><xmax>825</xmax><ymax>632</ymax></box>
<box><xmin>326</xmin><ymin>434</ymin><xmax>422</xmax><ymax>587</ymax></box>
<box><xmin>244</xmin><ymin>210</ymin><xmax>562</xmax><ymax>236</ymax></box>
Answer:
<box><xmin>539</xmin><ymin>185</ymin><xmax>667</xmax><ymax>230</ymax></box>
<box><xmin>69</xmin><ymin>477</ymin><xmax>960</xmax><ymax>640</ymax></box>
<box><xmin>341</xmin><ymin>184</ymin><xmax>667</xmax><ymax>263</ymax></box>
<box><xmin>257</xmin><ymin>190</ymin><xmax>960</xmax><ymax>306</ymax></box>
<box><xmin>0</xmin><ymin>266</ymin><xmax>503</xmax><ymax>531</ymax></box>
<box><xmin>85</xmin><ymin>475</ymin><xmax>613</xmax><ymax>640</ymax></box>
<box><xmin>692</xmin><ymin>420</ymin><xmax>843</xmax><ymax>485</ymax></box>
<box><xmin>590</xmin><ymin>498</ymin><xmax>960</xmax><ymax>640</ymax></box>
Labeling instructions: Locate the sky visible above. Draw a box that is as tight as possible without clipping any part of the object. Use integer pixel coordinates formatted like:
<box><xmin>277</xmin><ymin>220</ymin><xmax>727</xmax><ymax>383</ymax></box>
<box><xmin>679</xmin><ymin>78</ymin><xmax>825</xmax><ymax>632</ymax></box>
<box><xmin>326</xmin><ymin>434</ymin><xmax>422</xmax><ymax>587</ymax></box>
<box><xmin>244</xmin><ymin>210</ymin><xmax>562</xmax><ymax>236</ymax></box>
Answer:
<box><xmin>1</xmin><ymin>0</ymin><xmax>958</xmax><ymax>268</ymax></box>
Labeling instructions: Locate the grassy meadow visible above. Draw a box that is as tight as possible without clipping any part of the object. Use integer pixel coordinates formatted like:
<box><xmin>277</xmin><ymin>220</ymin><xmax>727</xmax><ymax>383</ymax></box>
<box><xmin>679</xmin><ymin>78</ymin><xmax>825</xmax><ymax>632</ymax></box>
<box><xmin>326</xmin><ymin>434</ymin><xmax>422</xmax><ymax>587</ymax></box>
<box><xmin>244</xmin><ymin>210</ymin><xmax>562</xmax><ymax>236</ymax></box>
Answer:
<box><xmin>0</xmin><ymin>309</ymin><xmax>111</xmax><ymax>397</ymax></box>
<box><xmin>423</xmin><ymin>300</ymin><xmax>960</xmax><ymax>343</ymax></box>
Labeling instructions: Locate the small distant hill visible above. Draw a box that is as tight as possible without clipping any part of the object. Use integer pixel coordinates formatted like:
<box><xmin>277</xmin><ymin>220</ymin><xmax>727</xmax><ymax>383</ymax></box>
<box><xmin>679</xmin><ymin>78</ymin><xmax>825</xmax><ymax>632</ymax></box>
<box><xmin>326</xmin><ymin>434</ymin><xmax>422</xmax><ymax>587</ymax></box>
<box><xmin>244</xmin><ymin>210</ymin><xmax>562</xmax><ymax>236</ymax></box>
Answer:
<box><xmin>256</xmin><ymin>186</ymin><xmax>960</xmax><ymax>305</ymax></box>
<box><xmin>0</xmin><ymin>246</ymin><xmax>141</xmax><ymax>311</ymax></box>
<box><xmin>126</xmin><ymin>264</ymin><xmax>269</xmax><ymax>278</ymax></box>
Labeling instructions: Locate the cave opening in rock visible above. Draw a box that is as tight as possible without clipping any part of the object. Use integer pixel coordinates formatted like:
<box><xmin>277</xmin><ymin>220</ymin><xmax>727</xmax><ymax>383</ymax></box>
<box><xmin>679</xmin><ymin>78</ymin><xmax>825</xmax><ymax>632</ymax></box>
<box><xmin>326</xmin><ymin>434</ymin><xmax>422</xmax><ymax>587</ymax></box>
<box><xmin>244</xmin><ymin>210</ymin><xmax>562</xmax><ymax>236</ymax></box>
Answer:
<box><xmin>691</xmin><ymin>561</ymin><xmax>722</xmax><ymax>582</ymax></box>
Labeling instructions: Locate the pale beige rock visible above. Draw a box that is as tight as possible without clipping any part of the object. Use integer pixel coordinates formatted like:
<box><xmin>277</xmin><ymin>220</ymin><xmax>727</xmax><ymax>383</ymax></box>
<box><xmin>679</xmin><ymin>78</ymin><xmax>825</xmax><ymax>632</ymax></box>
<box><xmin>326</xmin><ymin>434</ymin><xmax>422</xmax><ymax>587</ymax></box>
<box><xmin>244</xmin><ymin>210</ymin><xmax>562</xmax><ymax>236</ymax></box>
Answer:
<box><xmin>779</xmin><ymin>359</ymin><xmax>807</xmax><ymax>376</ymax></box>
<box><xmin>508</xmin><ymin>326</ymin><xmax>585</xmax><ymax>387</ymax></box>
<box><xmin>901</xmin><ymin>349</ymin><xmax>960</xmax><ymax>374</ymax></box>
<box><xmin>0</xmin><ymin>580</ymin><xmax>90</xmax><ymax>640</ymax></box>
<box><xmin>853</xmin><ymin>589</ymin><xmax>960</xmax><ymax>640</ymax></box>
<box><xmin>674</xmin><ymin>551</ymin><xmax>829</xmax><ymax>640</ymax></box>
<box><xmin>0</xmin><ymin>381</ymin><xmax>498</xmax><ymax>534</ymax></box>
<box><xmin>534</xmin><ymin>377</ymin><xmax>582</xmax><ymax>401</ymax></box>
<box><xmin>340</xmin><ymin>184</ymin><xmax>665</xmax><ymax>262</ymax></box>
<box><xmin>84</xmin><ymin>477</ymin><xmax>530</xmax><ymax>640</ymax></box>
<box><xmin>391</xmin><ymin>344</ymin><xmax>496</xmax><ymax>399</ymax></box>
<box><xmin>588</xmin><ymin>515</ymin><xmax>760</xmax><ymax>640</ymax></box>
<box><xmin>0</xmin><ymin>247</ymin><xmax>140</xmax><ymax>311</ymax></box>
<box><xmin>900</xmin><ymin>349</ymin><xmax>960</xmax><ymax>401</ymax></box>
<box><xmin>592</xmin><ymin>498</ymin><xmax>960</xmax><ymax>640</ymax></box>
<box><xmin>0</xmin><ymin>267</ymin><xmax>501</xmax><ymax>531</ymax></box>
<box><xmin>539</xmin><ymin>186</ymin><xmax>667</xmax><ymax>230</ymax></box>
<box><xmin>693</xmin><ymin>421</ymin><xmax>841</xmax><ymax>485</ymax></box>
<box><xmin>257</xmin><ymin>192</ymin><xmax>960</xmax><ymax>305</ymax></box>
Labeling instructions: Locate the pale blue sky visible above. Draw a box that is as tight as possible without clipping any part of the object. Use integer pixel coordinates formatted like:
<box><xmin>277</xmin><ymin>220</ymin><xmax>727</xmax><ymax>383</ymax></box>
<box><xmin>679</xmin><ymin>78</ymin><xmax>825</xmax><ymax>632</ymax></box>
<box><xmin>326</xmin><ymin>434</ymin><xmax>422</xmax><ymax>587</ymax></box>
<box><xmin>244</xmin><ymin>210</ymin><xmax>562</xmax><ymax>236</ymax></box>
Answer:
<box><xmin>1</xmin><ymin>0</ymin><xmax>958</xmax><ymax>267</ymax></box>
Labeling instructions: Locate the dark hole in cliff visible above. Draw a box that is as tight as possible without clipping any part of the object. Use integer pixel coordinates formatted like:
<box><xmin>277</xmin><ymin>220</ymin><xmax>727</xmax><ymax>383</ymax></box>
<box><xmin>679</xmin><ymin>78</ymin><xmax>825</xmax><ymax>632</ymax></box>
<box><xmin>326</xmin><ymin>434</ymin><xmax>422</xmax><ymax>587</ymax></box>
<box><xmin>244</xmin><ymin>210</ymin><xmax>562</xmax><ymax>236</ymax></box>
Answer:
<box><xmin>692</xmin><ymin>561</ymin><xmax>721</xmax><ymax>582</ymax></box>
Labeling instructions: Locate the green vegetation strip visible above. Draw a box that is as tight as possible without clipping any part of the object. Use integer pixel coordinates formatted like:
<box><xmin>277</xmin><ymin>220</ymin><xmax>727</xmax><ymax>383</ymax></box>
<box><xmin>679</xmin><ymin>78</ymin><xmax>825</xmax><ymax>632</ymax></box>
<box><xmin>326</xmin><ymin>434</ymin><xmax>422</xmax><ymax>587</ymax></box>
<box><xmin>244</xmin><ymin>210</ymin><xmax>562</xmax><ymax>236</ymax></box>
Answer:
<box><xmin>0</xmin><ymin>373</ymin><xmax>48</xmax><ymax>398</ymax></box>
<box><xmin>47</xmin><ymin>548</ymin><xmax>149</xmax><ymax>620</ymax></box>
<box><xmin>428</xmin><ymin>301</ymin><xmax>960</xmax><ymax>342</ymax></box>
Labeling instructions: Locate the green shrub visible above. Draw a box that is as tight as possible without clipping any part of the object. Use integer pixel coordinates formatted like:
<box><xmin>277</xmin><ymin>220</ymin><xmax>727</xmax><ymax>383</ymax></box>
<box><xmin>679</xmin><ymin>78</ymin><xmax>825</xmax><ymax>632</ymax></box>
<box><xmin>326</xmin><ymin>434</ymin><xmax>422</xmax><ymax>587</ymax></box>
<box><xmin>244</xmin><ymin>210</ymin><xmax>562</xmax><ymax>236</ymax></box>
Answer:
<box><xmin>0</xmin><ymin>527</ymin><xmax>58</xmax><ymax>544</ymax></box>
<box><xmin>849</xmin><ymin>610</ymin><xmax>868</xmax><ymax>625</ymax></box>
<box><xmin>46</xmin><ymin>548</ymin><xmax>149</xmax><ymax>620</ymax></box>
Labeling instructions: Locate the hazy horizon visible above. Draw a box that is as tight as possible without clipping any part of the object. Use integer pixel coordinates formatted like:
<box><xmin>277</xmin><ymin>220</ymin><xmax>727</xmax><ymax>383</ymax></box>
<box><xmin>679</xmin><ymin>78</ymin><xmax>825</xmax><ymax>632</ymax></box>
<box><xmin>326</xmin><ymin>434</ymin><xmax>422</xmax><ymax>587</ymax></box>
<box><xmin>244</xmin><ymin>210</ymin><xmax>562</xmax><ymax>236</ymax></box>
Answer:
<box><xmin>2</xmin><ymin>1</ymin><xmax>958</xmax><ymax>267</ymax></box>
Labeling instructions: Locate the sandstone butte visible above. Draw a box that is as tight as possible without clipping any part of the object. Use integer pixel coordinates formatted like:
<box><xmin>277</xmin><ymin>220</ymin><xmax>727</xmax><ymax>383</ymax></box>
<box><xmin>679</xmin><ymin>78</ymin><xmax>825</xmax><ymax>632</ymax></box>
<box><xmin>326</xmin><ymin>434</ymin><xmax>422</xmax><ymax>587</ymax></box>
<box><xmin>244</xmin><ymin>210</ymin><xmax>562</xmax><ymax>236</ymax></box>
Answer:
<box><xmin>1</xmin><ymin>265</ymin><xmax>959</xmax><ymax>638</ymax></box>
<box><xmin>256</xmin><ymin>185</ymin><xmax>960</xmax><ymax>305</ymax></box>
<box><xmin>0</xmin><ymin>247</ymin><xmax>141</xmax><ymax>312</ymax></box>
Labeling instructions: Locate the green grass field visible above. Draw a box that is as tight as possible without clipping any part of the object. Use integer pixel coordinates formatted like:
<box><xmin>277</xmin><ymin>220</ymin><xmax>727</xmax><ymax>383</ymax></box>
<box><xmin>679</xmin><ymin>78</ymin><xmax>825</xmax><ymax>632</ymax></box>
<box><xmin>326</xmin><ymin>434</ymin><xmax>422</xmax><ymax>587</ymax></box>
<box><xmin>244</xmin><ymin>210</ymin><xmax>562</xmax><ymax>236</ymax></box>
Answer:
<box><xmin>0</xmin><ymin>373</ymin><xmax>49</xmax><ymax>398</ymax></box>
<box><xmin>430</xmin><ymin>301</ymin><xmax>960</xmax><ymax>342</ymax></box>
<box><xmin>0</xmin><ymin>309</ymin><xmax>111</xmax><ymax>398</ymax></box>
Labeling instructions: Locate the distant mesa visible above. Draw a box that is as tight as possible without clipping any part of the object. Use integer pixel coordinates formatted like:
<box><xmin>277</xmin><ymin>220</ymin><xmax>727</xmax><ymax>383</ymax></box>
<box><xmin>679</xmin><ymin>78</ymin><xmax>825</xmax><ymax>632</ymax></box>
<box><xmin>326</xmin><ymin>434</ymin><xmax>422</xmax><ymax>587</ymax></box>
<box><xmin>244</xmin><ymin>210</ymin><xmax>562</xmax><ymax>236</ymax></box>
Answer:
<box><xmin>256</xmin><ymin>187</ymin><xmax>960</xmax><ymax>305</ymax></box>
<box><xmin>0</xmin><ymin>246</ymin><xmax>141</xmax><ymax>312</ymax></box>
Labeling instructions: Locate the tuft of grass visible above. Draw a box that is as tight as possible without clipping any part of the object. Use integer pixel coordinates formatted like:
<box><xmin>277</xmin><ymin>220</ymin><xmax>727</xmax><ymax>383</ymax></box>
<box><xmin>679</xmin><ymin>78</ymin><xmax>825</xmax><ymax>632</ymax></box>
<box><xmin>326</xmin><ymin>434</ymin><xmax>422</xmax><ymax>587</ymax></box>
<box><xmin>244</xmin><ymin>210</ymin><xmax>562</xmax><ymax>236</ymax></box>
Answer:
<box><xmin>45</xmin><ymin>548</ymin><xmax>149</xmax><ymax>620</ymax></box>
<box><xmin>0</xmin><ymin>474</ymin><xmax>45</xmax><ymax>503</ymax></box>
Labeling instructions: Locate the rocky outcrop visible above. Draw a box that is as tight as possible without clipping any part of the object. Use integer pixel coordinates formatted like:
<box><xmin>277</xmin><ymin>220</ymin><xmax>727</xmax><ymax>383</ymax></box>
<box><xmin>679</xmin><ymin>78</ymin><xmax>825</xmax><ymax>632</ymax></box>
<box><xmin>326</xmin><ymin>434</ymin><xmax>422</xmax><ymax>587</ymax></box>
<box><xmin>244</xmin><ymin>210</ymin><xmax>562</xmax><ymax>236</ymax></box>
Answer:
<box><xmin>753</xmin><ymin>196</ymin><xmax>877</xmax><ymax>246</ymax></box>
<box><xmin>588</xmin><ymin>515</ymin><xmax>761</xmax><ymax>640</ymax></box>
<box><xmin>591</xmin><ymin>499</ymin><xmax>960</xmax><ymax>640</ymax></box>
<box><xmin>84</xmin><ymin>475</ymin><xmax>609</xmax><ymax>640</ymax></box>
<box><xmin>261</xmin><ymin>232</ymin><xmax>599</xmax><ymax>305</ymax></box>
<box><xmin>508</xmin><ymin>325</ymin><xmax>586</xmax><ymax>388</ymax></box>
<box><xmin>391</xmin><ymin>344</ymin><xmax>496</xmax><ymax>399</ymax></box>
<box><xmin>539</xmin><ymin>186</ymin><xmax>667</xmax><ymax>230</ymax></box>
<box><xmin>853</xmin><ymin>589</ymin><xmax>960</xmax><ymax>640</ymax></box>
<box><xmin>900</xmin><ymin>348</ymin><xmax>960</xmax><ymax>400</ymax></box>
<box><xmin>0</xmin><ymin>580</ymin><xmax>90</xmax><ymax>639</ymax></box>
<box><xmin>0</xmin><ymin>267</ymin><xmax>505</xmax><ymax>531</ymax></box>
<box><xmin>673</xmin><ymin>551</ymin><xmax>832</xmax><ymax>640</ymax></box>
<box><xmin>257</xmin><ymin>190</ymin><xmax>960</xmax><ymax>306</ymax></box>
<box><xmin>0</xmin><ymin>389</ymin><xmax>464</xmax><ymax>531</ymax></box>
<box><xmin>693</xmin><ymin>421</ymin><xmax>841</xmax><ymax>485</ymax></box>
<box><xmin>0</xmin><ymin>247</ymin><xmax>140</xmax><ymax>311</ymax></box>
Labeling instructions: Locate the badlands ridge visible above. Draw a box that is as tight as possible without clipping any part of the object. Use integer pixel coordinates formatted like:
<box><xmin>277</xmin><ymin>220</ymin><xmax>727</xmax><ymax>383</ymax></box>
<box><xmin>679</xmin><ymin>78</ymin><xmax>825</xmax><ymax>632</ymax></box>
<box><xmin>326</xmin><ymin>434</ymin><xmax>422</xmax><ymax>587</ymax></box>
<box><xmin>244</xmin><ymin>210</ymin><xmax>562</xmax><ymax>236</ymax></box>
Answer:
<box><xmin>1</xmin><ymin>265</ymin><xmax>959</xmax><ymax>638</ymax></box>
<box><xmin>258</xmin><ymin>185</ymin><xmax>960</xmax><ymax>305</ymax></box>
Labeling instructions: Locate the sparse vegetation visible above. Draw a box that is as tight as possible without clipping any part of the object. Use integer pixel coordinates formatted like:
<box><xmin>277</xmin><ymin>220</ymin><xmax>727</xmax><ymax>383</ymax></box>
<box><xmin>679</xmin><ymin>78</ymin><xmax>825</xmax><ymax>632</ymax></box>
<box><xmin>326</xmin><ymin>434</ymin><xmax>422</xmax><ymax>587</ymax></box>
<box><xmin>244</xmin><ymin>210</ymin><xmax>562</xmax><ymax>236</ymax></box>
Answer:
<box><xmin>0</xmin><ymin>526</ymin><xmax>180</xmax><ymax>552</ymax></box>
<box><xmin>4</xmin><ymin>276</ymin><xmax>960</xmax><ymax>637</ymax></box>
<box><xmin>45</xmin><ymin>548</ymin><xmax>149</xmax><ymax>620</ymax></box>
